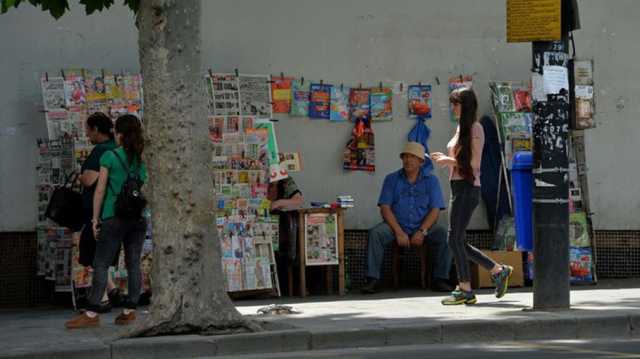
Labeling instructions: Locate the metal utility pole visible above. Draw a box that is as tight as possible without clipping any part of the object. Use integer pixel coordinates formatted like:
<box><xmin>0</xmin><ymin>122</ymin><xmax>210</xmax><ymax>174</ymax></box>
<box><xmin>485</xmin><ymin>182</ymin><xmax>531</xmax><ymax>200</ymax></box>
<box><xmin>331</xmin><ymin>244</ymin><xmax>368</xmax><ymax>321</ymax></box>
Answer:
<box><xmin>530</xmin><ymin>0</ymin><xmax>580</xmax><ymax>310</ymax></box>
<box><xmin>531</xmin><ymin>37</ymin><xmax>571</xmax><ymax>310</ymax></box>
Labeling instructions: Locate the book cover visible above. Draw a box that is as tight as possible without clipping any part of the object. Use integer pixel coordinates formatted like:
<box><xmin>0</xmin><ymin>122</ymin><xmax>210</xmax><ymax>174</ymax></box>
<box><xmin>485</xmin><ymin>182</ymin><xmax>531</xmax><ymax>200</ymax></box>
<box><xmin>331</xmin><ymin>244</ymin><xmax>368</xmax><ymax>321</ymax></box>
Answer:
<box><xmin>370</xmin><ymin>87</ymin><xmax>393</xmax><ymax>122</ymax></box>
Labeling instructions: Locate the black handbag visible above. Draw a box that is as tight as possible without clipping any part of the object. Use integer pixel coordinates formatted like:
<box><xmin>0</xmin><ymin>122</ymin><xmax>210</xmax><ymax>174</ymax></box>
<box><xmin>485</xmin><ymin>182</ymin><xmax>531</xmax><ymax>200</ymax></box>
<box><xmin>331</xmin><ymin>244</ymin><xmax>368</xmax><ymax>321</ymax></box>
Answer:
<box><xmin>45</xmin><ymin>172</ymin><xmax>83</xmax><ymax>231</ymax></box>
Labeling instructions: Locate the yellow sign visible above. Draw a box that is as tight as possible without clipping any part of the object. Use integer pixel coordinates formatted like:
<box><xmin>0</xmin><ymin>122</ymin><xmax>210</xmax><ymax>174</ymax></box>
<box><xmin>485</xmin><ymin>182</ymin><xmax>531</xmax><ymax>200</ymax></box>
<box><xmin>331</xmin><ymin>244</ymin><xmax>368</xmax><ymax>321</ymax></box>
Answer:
<box><xmin>507</xmin><ymin>0</ymin><xmax>561</xmax><ymax>43</ymax></box>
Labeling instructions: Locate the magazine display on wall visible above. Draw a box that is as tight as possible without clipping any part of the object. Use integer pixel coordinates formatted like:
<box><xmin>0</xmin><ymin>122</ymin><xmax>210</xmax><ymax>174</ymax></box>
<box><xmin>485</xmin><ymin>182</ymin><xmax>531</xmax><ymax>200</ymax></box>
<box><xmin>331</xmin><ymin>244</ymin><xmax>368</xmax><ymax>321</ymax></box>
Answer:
<box><xmin>207</xmin><ymin>72</ymin><xmax>280</xmax><ymax>295</ymax></box>
<box><xmin>36</xmin><ymin>69</ymin><xmax>146</xmax><ymax>295</ymax></box>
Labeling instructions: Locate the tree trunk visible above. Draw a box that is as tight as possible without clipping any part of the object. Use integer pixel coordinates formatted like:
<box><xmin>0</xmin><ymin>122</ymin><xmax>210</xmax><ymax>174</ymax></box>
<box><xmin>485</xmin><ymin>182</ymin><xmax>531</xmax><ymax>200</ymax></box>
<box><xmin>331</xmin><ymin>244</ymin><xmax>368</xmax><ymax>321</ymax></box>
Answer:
<box><xmin>131</xmin><ymin>0</ymin><xmax>258</xmax><ymax>337</ymax></box>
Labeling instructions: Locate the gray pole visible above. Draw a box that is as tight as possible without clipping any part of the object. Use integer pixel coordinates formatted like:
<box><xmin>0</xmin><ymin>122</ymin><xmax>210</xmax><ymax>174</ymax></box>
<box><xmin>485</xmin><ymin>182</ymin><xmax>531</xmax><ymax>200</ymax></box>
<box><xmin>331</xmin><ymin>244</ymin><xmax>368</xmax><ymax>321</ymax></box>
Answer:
<box><xmin>531</xmin><ymin>34</ymin><xmax>571</xmax><ymax>310</ymax></box>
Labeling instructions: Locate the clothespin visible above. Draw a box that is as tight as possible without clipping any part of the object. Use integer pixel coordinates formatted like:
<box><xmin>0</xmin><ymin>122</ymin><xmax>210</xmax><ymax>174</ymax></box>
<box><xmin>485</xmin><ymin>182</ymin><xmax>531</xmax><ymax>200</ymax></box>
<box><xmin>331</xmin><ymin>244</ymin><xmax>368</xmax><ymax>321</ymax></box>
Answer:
<box><xmin>320</xmin><ymin>79</ymin><xmax>324</xmax><ymax>86</ymax></box>
<box><xmin>340</xmin><ymin>83</ymin><xmax>344</xmax><ymax>91</ymax></box>
<box><xmin>45</xmin><ymin>72</ymin><xmax>49</xmax><ymax>82</ymax></box>
<box><xmin>435</xmin><ymin>77</ymin><xmax>440</xmax><ymax>86</ymax></box>
<box><xmin>60</xmin><ymin>69</ymin><xmax>66</xmax><ymax>80</ymax></box>
<box><xmin>459</xmin><ymin>74</ymin><xmax>464</xmax><ymax>82</ymax></box>
<box><xmin>358</xmin><ymin>83</ymin><xmax>362</xmax><ymax>89</ymax></box>
<box><xmin>400</xmin><ymin>82</ymin><xmax>403</xmax><ymax>92</ymax></box>
<box><xmin>301</xmin><ymin>76</ymin><xmax>304</xmax><ymax>85</ymax></box>
<box><xmin>379</xmin><ymin>81</ymin><xmax>383</xmax><ymax>90</ymax></box>
<box><xmin>234</xmin><ymin>68</ymin><xmax>239</xmax><ymax>77</ymax></box>
<box><xmin>418</xmin><ymin>81</ymin><xmax>422</xmax><ymax>87</ymax></box>
<box><xmin>280</xmin><ymin>72</ymin><xmax>284</xmax><ymax>80</ymax></box>
<box><xmin>101</xmin><ymin>68</ymin><xmax>106</xmax><ymax>79</ymax></box>
<box><xmin>208</xmin><ymin>68</ymin><xmax>213</xmax><ymax>78</ymax></box>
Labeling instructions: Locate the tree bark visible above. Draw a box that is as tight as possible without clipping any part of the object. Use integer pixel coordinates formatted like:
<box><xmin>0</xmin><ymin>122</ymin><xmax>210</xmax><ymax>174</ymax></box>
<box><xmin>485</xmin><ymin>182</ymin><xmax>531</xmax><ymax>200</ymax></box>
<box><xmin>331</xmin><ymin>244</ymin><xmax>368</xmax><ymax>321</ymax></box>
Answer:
<box><xmin>130</xmin><ymin>0</ymin><xmax>259</xmax><ymax>336</ymax></box>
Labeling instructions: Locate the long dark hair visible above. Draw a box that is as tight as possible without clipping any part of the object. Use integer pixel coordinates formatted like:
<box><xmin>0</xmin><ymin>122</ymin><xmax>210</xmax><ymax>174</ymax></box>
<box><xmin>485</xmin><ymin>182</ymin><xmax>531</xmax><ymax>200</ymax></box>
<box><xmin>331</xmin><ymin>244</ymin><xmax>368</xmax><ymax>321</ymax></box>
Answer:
<box><xmin>115</xmin><ymin>114</ymin><xmax>144</xmax><ymax>166</ymax></box>
<box><xmin>449</xmin><ymin>88</ymin><xmax>478</xmax><ymax>183</ymax></box>
<box><xmin>86</xmin><ymin>112</ymin><xmax>114</xmax><ymax>140</ymax></box>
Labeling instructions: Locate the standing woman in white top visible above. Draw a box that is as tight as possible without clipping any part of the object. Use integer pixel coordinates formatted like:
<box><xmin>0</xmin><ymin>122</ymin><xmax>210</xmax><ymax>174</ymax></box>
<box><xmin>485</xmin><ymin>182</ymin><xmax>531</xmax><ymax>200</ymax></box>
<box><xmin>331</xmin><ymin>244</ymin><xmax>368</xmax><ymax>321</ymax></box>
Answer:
<box><xmin>431</xmin><ymin>87</ymin><xmax>513</xmax><ymax>305</ymax></box>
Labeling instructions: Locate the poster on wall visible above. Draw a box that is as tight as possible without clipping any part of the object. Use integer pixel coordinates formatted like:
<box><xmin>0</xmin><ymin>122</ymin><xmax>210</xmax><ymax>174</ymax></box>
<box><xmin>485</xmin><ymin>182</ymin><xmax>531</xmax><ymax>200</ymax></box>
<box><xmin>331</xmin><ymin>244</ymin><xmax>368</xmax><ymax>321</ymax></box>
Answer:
<box><xmin>308</xmin><ymin>83</ymin><xmax>332</xmax><ymax>120</ymax></box>
<box><xmin>408</xmin><ymin>84</ymin><xmax>432</xmax><ymax>119</ymax></box>
<box><xmin>239</xmin><ymin>74</ymin><xmax>272</xmax><ymax>118</ymax></box>
<box><xmin>370</xmin><ymin>87</ymin><xmax>393</xmax><ymax>122</ymax></box>
<box><xmin>304</xmin><ymin>213</ymin><xmax>339</xmax><ymax>266</ymax></box>
<box><xmin>271</xmin><ymin>76</ymin><xmax>293</xmax><ymax>113</ymax></box>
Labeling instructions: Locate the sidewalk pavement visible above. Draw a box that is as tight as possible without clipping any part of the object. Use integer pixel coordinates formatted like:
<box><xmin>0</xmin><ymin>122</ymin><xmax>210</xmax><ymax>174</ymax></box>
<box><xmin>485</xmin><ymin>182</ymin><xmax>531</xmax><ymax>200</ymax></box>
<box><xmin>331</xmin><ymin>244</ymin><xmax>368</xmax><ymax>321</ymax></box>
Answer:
<box><xmin>2</xmin><ymin>279</ymin><xmax>639</xmax><ymax>358</ymax></box>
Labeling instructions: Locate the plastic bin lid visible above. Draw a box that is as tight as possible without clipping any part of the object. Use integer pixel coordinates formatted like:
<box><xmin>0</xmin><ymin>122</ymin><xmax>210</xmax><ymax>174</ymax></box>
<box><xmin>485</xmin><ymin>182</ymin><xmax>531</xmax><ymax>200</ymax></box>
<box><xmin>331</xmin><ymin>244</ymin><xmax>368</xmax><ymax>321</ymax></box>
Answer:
<box><xmin>511</xmin><ymin>151</ymin><xmax>533</xmax><ymax>170</ymax></box>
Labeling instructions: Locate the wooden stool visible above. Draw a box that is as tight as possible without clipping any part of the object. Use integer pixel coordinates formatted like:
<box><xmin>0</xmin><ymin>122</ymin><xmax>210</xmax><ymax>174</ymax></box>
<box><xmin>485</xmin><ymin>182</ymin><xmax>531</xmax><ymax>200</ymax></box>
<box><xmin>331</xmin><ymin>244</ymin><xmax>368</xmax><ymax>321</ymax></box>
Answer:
<box><xmin>391</xmin><ymin>242</ymin><xmax>430</xmax><ymax>289</ymax></box>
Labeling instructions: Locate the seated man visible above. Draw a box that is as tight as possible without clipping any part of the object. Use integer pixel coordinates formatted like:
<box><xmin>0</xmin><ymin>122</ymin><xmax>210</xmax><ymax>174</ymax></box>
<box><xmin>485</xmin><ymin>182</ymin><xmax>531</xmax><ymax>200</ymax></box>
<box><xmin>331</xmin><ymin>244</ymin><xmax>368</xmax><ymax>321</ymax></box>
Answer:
<box><xmin>362</xmin><ymin>142</ymin><xmax>453</xmax><ymax>294</ymax></box>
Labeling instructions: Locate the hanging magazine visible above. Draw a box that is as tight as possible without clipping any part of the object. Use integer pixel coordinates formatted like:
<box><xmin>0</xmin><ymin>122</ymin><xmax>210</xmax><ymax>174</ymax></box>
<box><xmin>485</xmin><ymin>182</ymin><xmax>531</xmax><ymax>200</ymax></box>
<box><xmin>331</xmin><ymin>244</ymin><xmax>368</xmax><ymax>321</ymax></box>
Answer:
<box><xmin>41</xmin><ymin>77</ymin><xmax>66</xmax><ymax>111</ymax></box>
<box><xmin>370</xmin><ymin>87</ymin><xmax>393</xmax><ymax>122</ymax></box>
<box><xmin>308</xmin><ymin>83</ymin><xmax>332</xmax><ymax>120</ymax></box>
<box><xmin>271</xmin><ymin>76</ymin><xmax>293</xmax><ymax>113</ymax></box>
<box><xmin>408</xmin><ymin>84</ymin><xmax>432</xmax><ymax>119</ymax></box>
<box><xmin>570</xmin><ymin>247</ymin><xmax>594</xmax><ymax>284</ymax></box>
<box><xmin>210</xmin><ymin>74</ymin><xmax>241</xmax><ymax>116</ymax></box>
<box><xmin>83</xmin><ymin>70</ymin><xmax>107</xmax><ymax>103</ymax></box>
<box><xmin>490</xmin><ymin>82</ymin><xmax>516</xmax><ymax>113</ymax></box>
<box><xmin>239</xmin><ymin>75</ymin><xmax>272</xmax><ymax>118</ymax></box>
<box><xmin>290</xmin><ymin>79</ymin><xmax>310</xmax><ymax>117</ymax></box>
<box><xmin>349</xmin><ymin>88</ymin><xmax>371</xmax><ymax>121</ymax></box>
<box><xmin>330</xmin><ymin>86</ymin><xmax>349</xmax><ymax>122</ymax></box>
<box><xmin>570</xmin><ymin>212</ymin><xmax>591</xmax><ymax>248</ymax></box>
<box><xmin>63</xmin><ymin>75</ymin><xmax>86</xmax><ymax>108</ymax></box>
<box><xmin>343</xmin><ymin>118</ymin><xmax>375</xmax><ymax>172</ymax></box>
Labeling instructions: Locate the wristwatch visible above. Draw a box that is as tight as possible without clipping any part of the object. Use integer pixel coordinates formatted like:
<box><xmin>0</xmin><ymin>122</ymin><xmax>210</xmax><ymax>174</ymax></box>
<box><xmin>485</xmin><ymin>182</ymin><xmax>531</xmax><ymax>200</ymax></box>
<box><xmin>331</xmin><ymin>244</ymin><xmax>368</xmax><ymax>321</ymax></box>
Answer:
<box><xmin>420</xmin><ymin>228</ymin><xmax>429</xmax><ymax>236</ymax></box>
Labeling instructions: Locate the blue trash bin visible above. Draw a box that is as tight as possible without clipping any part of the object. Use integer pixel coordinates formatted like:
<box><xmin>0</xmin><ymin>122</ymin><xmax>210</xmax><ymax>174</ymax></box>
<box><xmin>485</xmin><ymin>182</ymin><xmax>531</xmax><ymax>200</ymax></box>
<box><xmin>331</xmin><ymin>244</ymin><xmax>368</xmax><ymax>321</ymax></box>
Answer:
<box><xmin>511</xmin><ymin>151</ymin><xmax>533</xmax><ymax>251</ymax></box>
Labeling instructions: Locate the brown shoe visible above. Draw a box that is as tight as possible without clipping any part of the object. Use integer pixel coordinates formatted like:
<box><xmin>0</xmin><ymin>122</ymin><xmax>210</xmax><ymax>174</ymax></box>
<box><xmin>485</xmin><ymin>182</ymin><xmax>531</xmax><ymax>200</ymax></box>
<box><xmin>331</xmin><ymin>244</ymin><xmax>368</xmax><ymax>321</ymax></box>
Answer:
<box><xmin>65</xmin><ymin>313</ymin><xmax>100</xmax><ymax>329</ymax></box>
<box><xmin>115</xmin><ymin>311</ymin><xmax>136</xmax><ymax>325</ymax></box>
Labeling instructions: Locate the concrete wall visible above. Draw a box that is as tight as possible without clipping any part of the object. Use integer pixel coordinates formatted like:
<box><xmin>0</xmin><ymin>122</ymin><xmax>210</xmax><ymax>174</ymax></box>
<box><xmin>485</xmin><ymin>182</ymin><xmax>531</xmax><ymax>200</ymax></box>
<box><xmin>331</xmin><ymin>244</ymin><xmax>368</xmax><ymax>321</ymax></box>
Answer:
<box><xmin>0</xmin><ymin>0</ymin><xmax>637</xmax><ymax>231</ymax></box>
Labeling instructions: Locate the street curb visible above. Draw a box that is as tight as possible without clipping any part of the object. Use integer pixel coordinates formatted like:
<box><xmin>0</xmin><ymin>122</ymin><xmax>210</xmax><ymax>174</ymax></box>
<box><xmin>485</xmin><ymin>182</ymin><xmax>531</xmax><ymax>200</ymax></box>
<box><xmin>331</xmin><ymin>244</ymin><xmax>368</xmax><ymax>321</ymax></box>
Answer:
<box><xmin>310</xmin><ymin>327</ymin><xmax>386</xmax><ymax>350</ymax></box>
<box><xmin>212</xmin><ymin>329</ymin><xmax>311</xmax><ymax>356</ymax></box>
<box><xmin>3</xmin><ymin>314</ymin><xmax>638</xmax><ymax>358</ymax></box>
<box><xmin>4</xmin><ymin>344</ymin><xmax>110</xmax><ymax>359</ymax></box>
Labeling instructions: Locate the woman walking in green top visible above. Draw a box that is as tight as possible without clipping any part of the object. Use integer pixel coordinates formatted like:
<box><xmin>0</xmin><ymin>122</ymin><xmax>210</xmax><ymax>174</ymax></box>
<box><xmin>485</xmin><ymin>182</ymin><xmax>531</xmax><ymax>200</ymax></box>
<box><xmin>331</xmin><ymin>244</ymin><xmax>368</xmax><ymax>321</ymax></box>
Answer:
<box><xmin>66</xmin><ymin>114</ymin><xmax>148</xmax><ymax>329</ymax></box>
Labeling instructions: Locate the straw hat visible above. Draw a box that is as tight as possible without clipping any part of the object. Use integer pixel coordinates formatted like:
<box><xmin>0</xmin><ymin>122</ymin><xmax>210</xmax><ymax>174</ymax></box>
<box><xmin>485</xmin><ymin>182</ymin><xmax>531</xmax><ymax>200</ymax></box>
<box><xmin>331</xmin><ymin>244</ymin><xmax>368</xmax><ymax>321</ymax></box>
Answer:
<box><xmin>400</xmin><ymin>142</ymin><xmax>425</xmax><ymax>161</ymax></box>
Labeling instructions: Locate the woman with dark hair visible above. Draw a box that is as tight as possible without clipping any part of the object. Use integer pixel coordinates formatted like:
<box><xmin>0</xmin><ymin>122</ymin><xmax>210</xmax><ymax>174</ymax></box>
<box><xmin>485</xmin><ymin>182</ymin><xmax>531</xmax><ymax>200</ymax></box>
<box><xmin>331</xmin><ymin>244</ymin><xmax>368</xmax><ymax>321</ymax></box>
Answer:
<box><xmin>78</xmin><ymin>112</ymin><xmax>120</xmax><ymax>312</ymax></box>
<box><xmin>66</xmin><ymin>114</ymin><xmax>148</xmax><ymax>329</ymax></box>
<box><xmin>431</xmin><ymin>88</ymin><xmax>513</xmax><ymax>305</ymax></box>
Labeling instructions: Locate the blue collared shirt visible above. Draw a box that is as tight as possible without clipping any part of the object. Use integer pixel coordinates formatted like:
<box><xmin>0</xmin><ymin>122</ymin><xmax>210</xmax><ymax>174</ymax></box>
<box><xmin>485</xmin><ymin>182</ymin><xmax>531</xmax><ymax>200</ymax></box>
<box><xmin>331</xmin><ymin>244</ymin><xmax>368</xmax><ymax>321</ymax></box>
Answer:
<box><xmin>377</xmin><ymin>167</ymin><xmax>446</xmax><ymax>234</ymax></box>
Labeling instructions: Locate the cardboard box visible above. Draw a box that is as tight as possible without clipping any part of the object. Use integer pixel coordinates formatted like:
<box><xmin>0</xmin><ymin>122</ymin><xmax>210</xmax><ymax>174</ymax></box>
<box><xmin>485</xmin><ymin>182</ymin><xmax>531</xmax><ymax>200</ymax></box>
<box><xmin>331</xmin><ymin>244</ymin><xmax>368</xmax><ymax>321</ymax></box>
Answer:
<box><xmin>471</xmin><ymin>250</ymin><xmax>524</xmax><ymax>289</ymax></box>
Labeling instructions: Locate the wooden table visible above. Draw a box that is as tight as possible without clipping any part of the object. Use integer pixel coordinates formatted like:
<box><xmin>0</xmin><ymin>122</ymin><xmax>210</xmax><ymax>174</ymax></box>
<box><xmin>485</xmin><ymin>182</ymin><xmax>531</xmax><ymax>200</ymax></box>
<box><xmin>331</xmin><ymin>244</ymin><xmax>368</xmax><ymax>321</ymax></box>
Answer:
<box><xmin>289</xmin><ymin>207</ymin><xmax>346</xmax><ymax>297</ymax></box>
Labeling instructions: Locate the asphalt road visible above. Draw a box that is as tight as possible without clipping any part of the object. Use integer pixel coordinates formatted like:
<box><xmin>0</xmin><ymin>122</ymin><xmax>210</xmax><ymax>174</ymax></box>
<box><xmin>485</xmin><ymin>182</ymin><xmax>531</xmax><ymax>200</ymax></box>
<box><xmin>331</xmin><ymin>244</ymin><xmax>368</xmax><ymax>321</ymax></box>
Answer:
<box><xmin>213</xmin><ymin>339</ymin><xmax>640</xmax><ymax>358</ymax></box>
